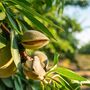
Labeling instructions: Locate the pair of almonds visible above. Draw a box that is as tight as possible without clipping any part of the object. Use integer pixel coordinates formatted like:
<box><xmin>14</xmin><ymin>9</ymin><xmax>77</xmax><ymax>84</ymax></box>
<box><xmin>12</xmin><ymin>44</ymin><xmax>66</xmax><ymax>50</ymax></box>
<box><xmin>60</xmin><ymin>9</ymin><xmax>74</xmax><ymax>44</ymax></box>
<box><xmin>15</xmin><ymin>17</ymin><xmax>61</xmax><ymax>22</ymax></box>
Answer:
<box><xmin>21</xmin><ymin>30</ymin><xmax>49</xmax><ymax>80</ymax></box>
<box><xmin>21</xmin><ymin>30</ymin><xmax>49</xmax><ymax>49</ymax></box>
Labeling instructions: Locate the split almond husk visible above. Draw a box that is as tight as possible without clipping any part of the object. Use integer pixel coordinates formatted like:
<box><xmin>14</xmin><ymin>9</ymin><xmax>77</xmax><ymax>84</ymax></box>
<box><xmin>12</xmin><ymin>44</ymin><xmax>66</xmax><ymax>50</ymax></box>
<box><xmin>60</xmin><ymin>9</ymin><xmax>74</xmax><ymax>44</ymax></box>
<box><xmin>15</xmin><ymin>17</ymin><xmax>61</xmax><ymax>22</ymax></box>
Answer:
<box><xmin>23</xmin><ymin>56</ymin><xmax>46</xmax><ymax>80</ymax></box>
<box><xmin>33</xmin><ymin>51</ymin><xmax>48</xmax><ymax>70</ymax></box>
<box><xmin>0</xmin><ymin>43</ymin><xmax>16</xmax><ymax>78</ymax></box>
<box><xmin>23</xmin><ymin>61</ymin><xmax>39</xmax><ymax>80</ymax></box>
<box><xmin>0</xmin><ymin>58</ymin><xmax>16</xmax><ymax>78</ymax></box>
<box><xmin>33</xmin><ymin>56</ymin><xmax>46</xmax><ymax>80</ymax></box>
<box><xmin>0</xmin><ymin>43</ymin><xmax>11</xmax><ymax>67</ymax></box>
<box><xmin>21</xmin><ymin>30</ymin><xmax>49</xmax><ymax>49</ymax></box>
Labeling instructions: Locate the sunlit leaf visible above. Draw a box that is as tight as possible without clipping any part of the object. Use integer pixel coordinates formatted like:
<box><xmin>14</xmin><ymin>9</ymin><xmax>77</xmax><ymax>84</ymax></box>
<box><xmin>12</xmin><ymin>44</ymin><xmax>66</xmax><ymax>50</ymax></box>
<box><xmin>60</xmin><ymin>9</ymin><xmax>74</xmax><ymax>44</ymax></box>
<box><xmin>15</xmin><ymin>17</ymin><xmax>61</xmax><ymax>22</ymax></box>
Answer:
<box><xmin>0</xmin><ymin>2</ymin><xmax>6</xmax><ymax>20</ymax></box>
<box><xmin>54</xmin><ymin>67</ymin><xmax>87</xmax><ymax>81</ymax></box>
<box><xmin>10</xmin><ymin>31</ymin><xmax>21</xmax><ymax>68</ymax></box>
<box><xmin>54</xmin><ymin>53</ymin><xmax>59</xmax><ymax>65</ymax></box>
<box><xmin>59</xmin><ymin>76</ymin><xmax>73</xmax><ymax>90</ymax></box>
<box><xmin>5</xmin><ymin>8</ymin><xmax>21</xmax><ymax>34</ymax></box>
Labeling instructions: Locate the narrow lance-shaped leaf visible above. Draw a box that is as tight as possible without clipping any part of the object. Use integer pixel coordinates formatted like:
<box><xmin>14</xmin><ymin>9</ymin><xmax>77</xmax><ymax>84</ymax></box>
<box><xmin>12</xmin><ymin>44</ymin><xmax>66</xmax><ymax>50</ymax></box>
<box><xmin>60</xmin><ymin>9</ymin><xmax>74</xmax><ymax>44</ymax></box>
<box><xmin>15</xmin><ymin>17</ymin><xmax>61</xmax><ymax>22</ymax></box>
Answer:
<box><xmin>57</xmin><ymin>0</ymin><xmax>65</xmax><ymax>15</ymax></box>
<box><xmin>54</xmin><ymin>67</ymin><xmax>87</xmax><ymax>81</ymax></box>
<box><xmin>0</xmin><ymin>2</ymin><xmax>6</xmax><ymax>20</ymax></box>
<box><xmin>59</xmin><ymin>76</ymin><xmax>73</xmax><ymax>90</ymax></box>
<box><xmin>10</xmin><ymin>31</ymin><xmax>21</xmax><ymax>68</ymax></box>
<box><xmin>13</xmin><ymin>76</ymin><xmax>23</xmax><ymax>90</ymax></box>
<box><xmin>61</xmin><ymin>0</ymin><xmax>65</xmax><ymax>13</ymax></box>
<box><xmin>5</xmin><ymin>8</ymin><xmax>21</xmax><ymax>34</ymax></box>
<box><xmin>45</xmin><ymin>0</ymin><xmax>52</xmax><ymax>10</ymax></box>
<box><xmin>54</xmin><ymin>53</ymin><xmax>59</xmax><ymax>65</ymax></box>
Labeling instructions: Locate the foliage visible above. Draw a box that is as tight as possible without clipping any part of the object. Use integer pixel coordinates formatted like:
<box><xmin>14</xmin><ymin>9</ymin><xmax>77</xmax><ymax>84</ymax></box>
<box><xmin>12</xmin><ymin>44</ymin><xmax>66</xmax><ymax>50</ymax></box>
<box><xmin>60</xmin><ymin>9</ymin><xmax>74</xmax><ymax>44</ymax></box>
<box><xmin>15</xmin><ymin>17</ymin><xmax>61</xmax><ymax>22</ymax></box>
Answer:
<box><xmin>0</xmin><ymin>0</ymin><xmax>90</xmax><ymax>90</ymax></box>
<box><xmin>79</xmin><ymin>43</ymin><xmax>90</xmax><ymax>54</ymax></box>
<box><xmin>64</xmin><ymin>0</ymin><xmax>89</xmax><ymax>7</ymax></box>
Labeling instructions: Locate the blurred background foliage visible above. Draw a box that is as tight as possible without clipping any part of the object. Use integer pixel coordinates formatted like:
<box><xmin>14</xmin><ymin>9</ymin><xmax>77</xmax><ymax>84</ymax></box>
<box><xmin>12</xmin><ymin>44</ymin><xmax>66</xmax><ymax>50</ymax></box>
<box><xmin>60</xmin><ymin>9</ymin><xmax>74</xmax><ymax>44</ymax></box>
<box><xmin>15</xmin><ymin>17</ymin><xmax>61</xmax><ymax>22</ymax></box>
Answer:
<box><xmin>79</xmin><ymin>43</ymin><xmax>90</xmax><ymax>54</ymax></box>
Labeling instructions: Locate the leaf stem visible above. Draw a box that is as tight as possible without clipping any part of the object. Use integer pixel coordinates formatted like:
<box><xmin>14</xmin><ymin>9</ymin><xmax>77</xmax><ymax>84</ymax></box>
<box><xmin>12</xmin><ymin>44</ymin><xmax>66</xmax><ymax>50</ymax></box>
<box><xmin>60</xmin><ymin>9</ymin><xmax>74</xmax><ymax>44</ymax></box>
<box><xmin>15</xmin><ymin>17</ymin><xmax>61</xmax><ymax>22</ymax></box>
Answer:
<box><xmin>1</xmin><ymin>23</ymin><xmax>10</xmax><ymax>34</ymax></box>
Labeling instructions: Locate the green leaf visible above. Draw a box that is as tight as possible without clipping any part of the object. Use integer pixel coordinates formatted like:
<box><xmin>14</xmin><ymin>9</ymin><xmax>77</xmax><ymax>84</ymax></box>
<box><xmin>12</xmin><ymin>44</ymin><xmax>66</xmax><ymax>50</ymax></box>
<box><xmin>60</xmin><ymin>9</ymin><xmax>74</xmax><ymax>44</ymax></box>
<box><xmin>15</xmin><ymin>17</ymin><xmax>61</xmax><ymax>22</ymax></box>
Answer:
<box><xmin>17</xmin><ymin>76</ymin><xmax>23</xmax><ymax>90</ymax></box>
<box><xmin>16</xmin><ymin>19</ymin><xmax>23</xmax><ymax>34</ymax></box>
<box><xmin>5</xmin><ymin>8</ymin><xmax>21</xmax><ymax>34</ymax></box>
<box><xmin>0</xmin><ymin>34</ymin><xmax>7</xmax><ymax>49</ymax></box>
<box><xmin>44</xmin><ymin>84</ymin><xmax>51</xmax><ymax>90</ymax></box>
<box><xmin>14</xmin><ymin>76</ymin><xmax>23</xmax><ymax>90</ymax></box>
<box><xmin>50</xmin><ymin>79</ymin><xmax>62</xmax><ymax>90</ymax></box>
<box><xmin>10</xmin><ymin>31</ymin><xmax>21</xmax><ymax>68</ymax></box>
<box><xmin>25</xmin><ymin>84</ymin><xmax>33</xmax><ymax>90</ymax></box>
<box><xmin>31</xmin><ymin>81</ymin><xmax>42</xmax><ymax>90</ymax></box>
<box><xmin>0</xmin><ymin>2</ymin><xmax>6</xmax><ymax>20</ymax></box>
<box><xmin>57</xmin><ymin>0</ymin><xmax>65</xmax><ymax>15</ymax></box>
<box><xmin>59</xmin><ymin>76</ymin><xmax>73</xmax><ymax>90</ymax></box>
<box><xmin>54</xmin><ymin>53</ymin><xmax>59</xmax><ymax>65</ymax></box>
<box><xmin>19</xmin><ymin>19</ymin><xmax>32</xmax><ymax>32</ymax></box>
<box><xmin>54</xmin><ymin>67</ymin><xmax>87</xmax><ymax>81</ymax></box>
<box><xmin>1</xmin><ymin>77</ymin><xmax>13</xmax><ymax>88</ymax></box>
<box><xmin>0</xmin><ymin>81</ymin><xmax>6</xmax><ymax>90</ymax></box>
<box><xmin>7</xmin><ymin>0</ymin><xmax>64</xmax><ymax>31</ymax></box>
<box><xmin>61</xmin><ymin>0</ymin><xmax>65</xmax><ymax>13</ymax></box>
<box><xmin>48</xmin><ymin>75</ymin><xmax>72</xmax><ymax>90</ymax></box>
<box><xmin>45</xmin><ymin>0</ymin><xmax>52</xmax><ymax>10</ymax></box>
